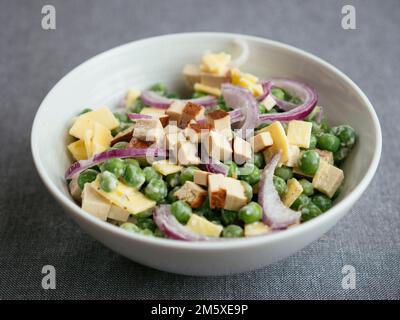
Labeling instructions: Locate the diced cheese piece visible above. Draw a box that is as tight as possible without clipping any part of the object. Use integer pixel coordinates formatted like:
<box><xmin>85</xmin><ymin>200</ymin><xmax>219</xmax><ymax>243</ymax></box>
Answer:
<box><xmin>261</xmin><ymin>121</ymin><xmax>290</xmax><ymax>163</ymax></box>
<box><xmin>244</xmin><ymin>222</ymin><xmax>271</xmax><ymax>237</ymax></box>
<box><xmin>140</xmin><ymin>107</ymin><xmax>165</xmax><ymax>117</ymax></box>
<box><xmin>260</xmin><ymin>94</ymin><xmax>276</xmax><ymax>111</ymax></box>
<box><xmin>152</xmin><ymin>160</ymin><xmax>182</xmax><ymax>176</ymax></box>
<box><xmin>68</xmin><ymin>139</ymin><xmax>88</xmax><ymax>160</ymax></box>
<box><xmin>312</xmin><ymin>161</ymin><xmax>344</xmax><ymax>198</ymax></box>
<box><xmin>70</xmin><ymin>107</ymin><xmax>119</xmax><ymax>139</ymax></box>
<box><xmin>233</xmin><ymin>136</ymin><xmax>252</xmax><ymax>165</ymax></box>
<box><xmin>185</xmin><ymin>214</ymin><xmax>223</xmax><ymax>238</ymax></box>
<box><xmin>183</xmin><ymin>64</ymin><xmax>201</xmax><ymax>87</ymax></box>
<box><xmin>180</xmin><ymin>102</ymin><xmax>205</xmax><ymax>128</ymax></box>
<box><xmin>204</xmin><ymin>130</ymin><xmax>232</xmax><ymax>162</ymax></box>
<box><xmin>91</xmin><ymin>177</ymin><xmax>156</xmax><ymax>214</ymax></box>
<box><xmin>193</xmin><ymin>83</ymin><xmax>221</xmax><ymax>96</ymax></box>
<box><xmin>287</xmin><ymin>120</ymin><xmax>312</xmax><ymax>149</ymax></box>
<box><xmin>91</xmin><ymin>122</ymin><xmax>112</xmax><ymax>156</ymax></box>
<box><xmin>83</xmin><ymin>128</ymin><xmax>94</xmax><ymax>157</ymax></box>
<box><xmin>176</xmin><ymin>141</ymin><xmax>201</xmax><ymax>165</ymax></box>
<box><xmin>81</xmin><ymin>184</ymin><xmax>111</xmax><ymax>221</ymax></box>
<box><xmin>193</xmin><ymin>170</ymin><xmax>210</xmax><ymax>186</ymax></box>
<box><xmin>208</xmin><ymin>174</ymin><xmax>227</xmax><ymax>209</ymax></box>
<box><xmin>200</xmin><ymin>52</ymin><xmax>231</xmax><ymax>75</ymax></box>
<box><xmin>285</xmin><ymin>145</ymin><xmax>301</xmax><ymax>167</ymax></box>
<box><xmin>316</xmin><ymin>149</ymin><xmax>334</xmax><ymax>165</ymax></box>
<box><xmin>69</xmin><ymin>178</ymin><xmax>82</xmax><ymax>202</ymax></box>
<box><xmin>132</xmin><ymin>118</ymin><xmax>164</xmax><ymax>142</ymax></box>
<box><xmin>231</xmin><ymin>68</ymin><xmax>263</xmax><ymax>96</ymax></box>
<box><xmin>282</xmin><ymin>178</ymin><xmax>303</xmax><ymax>207</ymax></box>
<box><xmin>108</xmin><ymin>205</ymin><xmax>130</xmax><ymax>222</ymax></box>
<box><xmin>166</xmin><ymin>100</ymin><xmax>186</xmax><ymax>124</ymax></box>
<box><xmin>251</xmin><ymin>131</ymin><xmax>273</xmax><ymax>153</ymax></box>
<box><xmin>123</xmin><ymin>89</ymin><xmax>141</xmax><ymax>108</ymax></box>
<box><xmin>221</xmin><ymin>177</ymin><xmax>248</xmax><ymax>211</ymax></box>
<box><xmin>174</xmin><ymin>181</ymin><xmax>207</xmax><ymax>209</ymax></box>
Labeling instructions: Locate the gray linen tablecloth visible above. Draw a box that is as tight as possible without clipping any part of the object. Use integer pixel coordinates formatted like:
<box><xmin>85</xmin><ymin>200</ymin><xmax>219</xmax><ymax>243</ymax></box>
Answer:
<box><xmin>0</xmin><ymin>0</ymin><xmax>398</xmax><ymax>299</ymax></box>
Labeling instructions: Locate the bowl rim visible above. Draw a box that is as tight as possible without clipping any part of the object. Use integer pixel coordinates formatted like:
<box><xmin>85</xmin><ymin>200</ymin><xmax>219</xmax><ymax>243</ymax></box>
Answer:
<box><xmin>31</xmin><ymin>32</ymin><xmax>382</xmax><ymax>251</ymax></box>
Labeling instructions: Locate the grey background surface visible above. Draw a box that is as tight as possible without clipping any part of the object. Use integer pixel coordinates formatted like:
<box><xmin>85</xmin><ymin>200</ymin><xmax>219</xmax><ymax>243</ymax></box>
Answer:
<box><xmin>0</xmin><ymin>0</ymin><xmax>398</xmax><ymax>300</ymax></box>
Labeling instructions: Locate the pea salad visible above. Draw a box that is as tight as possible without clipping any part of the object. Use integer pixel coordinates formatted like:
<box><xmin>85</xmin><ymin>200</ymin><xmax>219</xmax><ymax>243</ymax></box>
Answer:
<box><xmin>65</xmin><ymin>45</ymin><xmax>357</xmax><ymax>241</ymax></box>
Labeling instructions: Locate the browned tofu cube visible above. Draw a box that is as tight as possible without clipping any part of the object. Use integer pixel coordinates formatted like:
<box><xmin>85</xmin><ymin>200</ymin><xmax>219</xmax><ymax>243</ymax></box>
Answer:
<box><xmin>221</xmin><ymin>177</ymin><xmax>248</xmax><ymax>211</ymax></box>
<box><xmin>208</xmin><ymin>174</ymin><xmax>227</xmax><ymax>209</ymax></box>
<box><xmin>176</xmin><ymin>141</ymin><xmax>201</xmax><ymax>165</ymax></box>
<box><xmin>180</xmin><ymin>102</ymin><xmax>205</xmax><ymax>128</ymax></box>
<box><xmin>233</xmin><ymin>136</ymin><xmax>252</xmax><ymax>165</ymax></box>
<box><xmin>184</xmin><ymin>122</ymin><xmax>212</xmax><ymax>143</ymax></box>
<box><xmin>132</xmin><ymin>118</ymin><xmax>164</xmax><ymax>142</ymax></box>
<box><xmin>315</xmin><ymin>149</ymin><xmax>334</xmax><ymax>165</ymax></box>
<box><xmin>251</xmin><ymin>131</ymin><xmax>273</xmax><ymax>153</ymax></box>
<box><xmin>204</xmin><ymin>130</ymin><xmax>232</xmax><ymax>162</ymax></box>
<box><xmin>193</xmin><ymin>170</ymin><xmax>210</xmax><ymax>186</ymax></box>
<box><xmin>111</xmin><ymin>125</ymin><xmax>134</xmax><ymax>146</ymax></box>
<box><xmin>174</xmin><ymin>181</ymin><xmax>207</xmax><ymax>208</ymax></box>
<box><xmin>200</xmin><ymin>70</ymin><xmax>230</xmax><ymax>88</ymax></box>
<box><xmin>166</xmin><ymin>100</ymin><xmax>186</xmax><ymax>124</ymax></box>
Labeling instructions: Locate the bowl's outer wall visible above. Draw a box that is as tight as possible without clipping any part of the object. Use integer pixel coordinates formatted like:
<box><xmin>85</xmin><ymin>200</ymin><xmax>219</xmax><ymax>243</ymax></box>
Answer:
<box><xmin>32</xmin><ymin>33</ymin><xmax>380</xmax><ymax>275</ymax></box>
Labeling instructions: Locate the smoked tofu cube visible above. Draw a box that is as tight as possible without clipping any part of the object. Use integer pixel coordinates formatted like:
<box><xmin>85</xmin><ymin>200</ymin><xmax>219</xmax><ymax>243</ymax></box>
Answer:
<box><xmin>260</xmin><ymin>94</ymin><xmax>276</xmax><ymax>111</ymax></box>
<box><xmin>174</xmin><ymin>181</ymin><xmax>207</xmax><ymax>209</ymax></box>
<box><xmin>132</xmin><ymin>118</ymin><xmax>164</xmax><ymax>142</ymax></box>
<box><xmin>200</xmin><ymin>71</ymin><xmax>230</xmax><ymax>88</ymax></box>
<box><xmin>282</xmin><ymin>178</ymin><xmax>303</xmax><ymax>207</ymax></box>
<box><xmin>166</xmin><ymin>100</ymin><xmax>186</xmax><ymax>123</ymax></box>
<box><xmin>206</xmin><ymin>109</ymin><xmax>232</xmax><ymax>139</ymax></box>
<box><xmin>251</xmin><ymin>131</ymin><xmax>273</xmax><ymax>153</ymax></box>
<box><xmin>165</xmin><ymin>125</ymin><xmax>186</xmax><ymax>149</ymax></box>
<box><xmin>316</xmin><ymin>149</ymin><xmax>334</xmax><ymax>165</ymax></box>
<box><xmin>176</xmin><ymin>141</ymin><xmax>201</xmax><ymax>165</ymax></box>
<box><xmin>184</xmin><ymin>122</ymin><xmax>212</xmax><ymax>143</ymax></box>
<box><xmin>81</xmin><ymin>184</ymin><xmax>111</xmax><ymax>221</ymax></box>
<box><xmin>208</xmin><ymin>174</ymin><xmax>227</xmax><ymax>209</ymax></box>
<box><xmin>260</xmin><ymin>121</ymin><xmax>290</xmax><ymax>163</ymax></box>
<box><xmin>204</xmin><ymin>130</ymin><xmax>232</xmax><ymax>162</ymax></box>
<box><xmin>69</xmin><ymin>178</ymin><xmax>82</xmax><ymax>202</ymax></box>
<box><xmin>312</xmin><ymin>161</ymin><xmax>344</xmax><ymax>198</ymax></box>
<box><xmin>244</xmin><ymin>222</ymin><xmax>271</xmax><ymax>237</ymax></box>
<box><xmin>108</xmin><ymin>205</ymin><xmax>130</xmax><ymax>222</ymax></box>
<box><xmin>221</xmin><ymin>177</ymin><xmax>248</xmax><ymax>211</ymax></box>
<box><xmin>111</xmin><ymin>125</ymin><xmax>134</xmax><ymax>146</ymax></box>
<box><xmin>183</xmin><ymin>64</ymin><xmax>201</xmax><ymax>87</ymax></box>
<box><xmin>180</xmin><ymin>102</ymin><xmax>205</xmax><ymax>128</ymax></box>
<box><xmin>285</xmin><ymin>145</ymin><xmax>301</xmax><ymax>167</ymax></box>
<box><xmin>193</xmin><ymin>83</ymin><xmax>221</xmax><ymax>96</ymax></box>
<box><xmin>287</xmin><ymin>120</ymin><xmax>313</xmax><ymax>149</ymax></box>
<box><xmin>233</xmin><ymin>136</ymin><xmax>252</xmax><ymax>164</ymax></box>
<box><xmin>123</xmin><ymin>89</ymin><xmax>141</xmax><ymax>108</ymax></box>
<box><xmin>185</xmin><ymin>214</ymin><xmax>223</xmax><ymax>238</ymax></box>
<box><xmin>152</xmin><ymin>160</ymin><xmax>182</xmax><ymax>176</ymax></box>
<box><xmin>193</xmin><ymin>170</ymin><xmax>210</xmax><ymax>186</ymax></box>
<box><xmin>68</xmin><ymin>139</ymin><xmax>88</xmax><ymax>160</ymax></box>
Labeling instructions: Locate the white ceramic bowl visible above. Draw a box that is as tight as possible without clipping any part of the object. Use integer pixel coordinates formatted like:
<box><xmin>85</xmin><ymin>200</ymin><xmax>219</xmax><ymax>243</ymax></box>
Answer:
<box><xmin>31</xmin><ymin>33</ymin><xmax>381</xmax><ymax>276</ymax></box>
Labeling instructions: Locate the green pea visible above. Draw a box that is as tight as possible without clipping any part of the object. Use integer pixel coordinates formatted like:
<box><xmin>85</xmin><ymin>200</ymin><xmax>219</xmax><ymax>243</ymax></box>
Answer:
<box><xmin>179</xmin><ymin>166</ymin><xmax>197</xmax><ymax>185</ymax></box>
<box><xmin>113</xmin><ymin>112</ymin><xmax>129</xmax><ymax>123</ymax></box>
<box><xmin>171</xmin><ymin>200</ymin><xmax>192</xmax><ymax>224</ymax></box>
<box><xmin>238</xmin><ymin>202</ymin><xmax>263</xmax><ymax>224</ymax></box>
<box><xmin>239</xmin><ymin>163</ymin><xmax>261</xmax><ymax>186</ymax></box>
<box><xmin>166</xmin><ymin>172</ymin><xmax>181</xmax><ymax>188</ymax></box>
<box><xmin>221</xmin><ymin>210</ymin><xmax>239</xmax><ymax>226</ymax></box>
<box><xmin>149</xmin><ymin>83</ymin><xmax>167</xmax><ymax>96</ymax></box>
<box><xmin>298</xmin><ymin>150</ymin><xmax>320</xmax><ymax>175</ymax></box>
<box><xmin>139</xmin><ymin>229</ymin><xmax>154</xmax><ymax>236</ymax></box>
<box><xmin>331</xmin><ymin>125</ymin><xmax>356</xmax><ymax>148</ymax></box>
<box><xmin>274</xmin><ymin>165</ymin><xmax>293</xmax><ymax>181</ymax></box>
<box><xmin>196</xmin><ymin>197</ymin><xmax>219</xmax><ymax>221</ymax></box>
<box><xmin>79</xmin><ymin>108</ymin><xmax>92</xmax><ymax>115</ymax></box>
<box><xmin>167</xmin><ymin>186</ymin><xmax>180</xmax><ymax>203</ymax></box>
<box><xmin>334</xmin><ymin>147</ymin><xmax>350</xmax><ymax>165</ymax></box>
<box><xmin>271</xmin><ymin>87</ymin><xmax>285</xmax><ymax>100</ymax></box>
<box><xmin>301</xmin><ymin>203</ymin><xmax>322</xmax><ymax>222</ymax></box>
<box><xmin>130</xmin><ymin>98</ymin><xmax>145</xmax><ymax>113</ymax></box>
<box><xmin>77</xmin><ymin>169</ymin><xmax>98</xmax><ymax>190</ymax></box>
<box><xmin>154</xmin><ymin>228</ymin><xmax>165</xmax><ymax>238</ymax></box>
<box><xmin>258</xmin><ymin>104</ymin><xmax>267</xmax><ymax>114</ymax></box>
<box><xmin>289</xmin><ymin>96</ymin><xmax>302</xmax><ymax>105</ymax></box>
<box><xmin>124</xmin><ymin>164</ymin><xmax>145</xmax><ymax>189</ymax></box>
<box><xmin>135</xmin><ymin>209</ymin><xmax>153</xmax><ymax>218</ymax></box>
<box><xmin>136</xmin><ymin>217</ymin><xmax>156</xmax><ymax>232</ymax></box>
<box><xmin>144</xmin><ymin>178</ymin><xmax>168</xmax><ymax>202</ymax></box>
<box><xmin>311</xmin><ymin>194</ymin><xmax>332</xmax><ymax>212</ymax></box>
<box><xmin>99</xmin><ymin>171</ymin><xmax>118</xmax><ymax>192</ymax></box>
<box><xmin>217</xmin><ymin>95</ymin><xmax>230</xmax><ymax>112</ymax></box>
<box><xmin>311</xmin><ymin>121</ymin><xmax>323</xmax><ymax>135</ymax></box>
<box><xmin>225</xmin><ymin>160</ymin><xmax>238</xmax><ymax>178</ymax></box>
<box><xmin>299</xmin><ymin>178</ymin><xmax>314</xmax><ymax>196</ymax></box>
<box><xmin>113</xmin><ymin>141</ymin><xmax>129</xmax><ymax>149</ymax></box>
<box><xmin>240</xmin><ymin>181</ymin><xmax>253</xmax><ymax>202</ymax></box>
<box><xmin>120</xmin><ymin>222</ymin><xmax>139</xmax><ymax>233</ymax></box>
<box><xmin>222</xmin><ymin>225</ymin><xmax>244</xmax><ymax>238</ymax></box>
<box><xmin>125</xmin><ymin>158</ymin><xmax>140</xmax><ymax>167</ymax></box>
<box><xmin>166</xmin><ymin>92</ymin><xmax>179</xmax><ymax>99</ymax></box>
<box><xmin>103</xmin><ymin>158</ymin><xmax>126</xmax><ymax>178</ymax></box>
<box><xmin>253</xmin><ymin>152</ymin><xmax>265</xmax><ymax>169</ymax></box>
<box><xmin>143</xmin><ymin>167</ymin><xmax>161</xmax><ymax>183</ymax></box>
<box><xmin>192</xmin><ymin>91</ymin><xmax>207</xmax><ymax>98</ymax></box>
<box><xmin>273</xmin><ymin>176</ymin><xmax>287</xmax><ymax>197</ymax></box>
<box><xmin>309</xmin><ymin>134</ymin><xmax>317</xmax><ymax>149</ymax></box>
<box><xmin>320</xmin><ymin>118</ymin><xmax>330</xmax><ymax>133</ymax></box>
<box><xmin>317</xmin><ymin>133</ymin><xmax>340</xmax><ymax>152</ymax></box>
<box><xmin>291</xmin><ymin>194</ymin><xmax>311</xmax><ymax>210</ymax></box>
<box><xmin>267</xmin><ymin>107</ymin><xmax>278</xmax><ymax>114</ymax></box>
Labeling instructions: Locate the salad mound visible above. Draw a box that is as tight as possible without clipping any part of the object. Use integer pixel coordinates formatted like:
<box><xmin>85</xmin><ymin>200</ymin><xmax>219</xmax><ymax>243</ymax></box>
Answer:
<box><xmin>65</xmin><ymin>42</ymin><xmax>357</xmax><ymax>241</ymax></box>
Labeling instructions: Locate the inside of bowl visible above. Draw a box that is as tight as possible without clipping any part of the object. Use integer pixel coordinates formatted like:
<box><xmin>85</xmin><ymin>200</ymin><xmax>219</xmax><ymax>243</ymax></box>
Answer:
<box><xmin>33</xmin><ymin>34</ymin><xmax>378</xmax><ymax>208</ymax></box>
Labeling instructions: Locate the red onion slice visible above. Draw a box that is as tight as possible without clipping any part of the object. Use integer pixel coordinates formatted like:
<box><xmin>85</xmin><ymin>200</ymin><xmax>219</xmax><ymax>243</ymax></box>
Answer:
<box><xmin>141</xmin><ymin>90</ymin><xmax>218</xmax><ymax>109</ymax></box>
<box><xmin>153</xmin><ymin>205</ymin><xmax>217</xmax><ymax>241</ymax></box>
<box><xmin>65</xmin><ymin>147</ymin><xmax>166</xmax><ymax>179</ymax></box>
<box><xmin>258</xmin><ymin>152</ymin><xmax>301</xmax><ymax>229</ymax></box>
<box><xmin>228</xmin><ymin>109</ymin><xmax>244</xmax><ymax>124</ymax></box>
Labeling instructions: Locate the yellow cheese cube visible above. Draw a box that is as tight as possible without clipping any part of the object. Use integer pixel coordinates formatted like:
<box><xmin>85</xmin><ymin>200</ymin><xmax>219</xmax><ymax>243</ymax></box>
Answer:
<box><xmin>91</xmin><ymin>123</ymin><xmax>112</xmax><ymax>156</ymax></box>
<box><xmin>200</xmin><ymin>52</ymin><xmax>231</xmax><ymax>75</ymax></box>
<box><xmin>231</xmin><ymin>68</ymin><xmax>263</xmax><ymax>96</ymax></box>
<box><xmin>140</xmin><ymin>107</ymin><xmax>165</xmax><ymax>118</ymax></box>
<box><xmin>124</xmin><ymin>89</ymin><xmax>141</xmax><ymax>108</ymax></box>
<box><xmin>287</xmin><ymin>120</ymin><xmax>313</xmax><ymax>148</ymax></box>
<box><xmin>69</xmin><ymin>107</ymin><xmax>119</xmax><ymax>139</ymax></box>
<box><xmin>91</xmin><ymin>177</ymin><xmax>156</xmax><ymax>215</ymax></box>
<box><xmin>312</xmin><ymin>161</ymin><xmax>344</xmax><ymax>198</ymax></box>
<box><xmin>263</xmin><ymin>121</ymin><xmax>290</xmax><ymax>163</ymax></box>
<box><xmin>83</xmin><ymin>128</ymin><xmax>94</xmax><ymax>157</ymax></box>
<box><xmin>152</xmin><ymin>160</ymin><xmax>183</xmax><ymax>176</ymax></box>
<box><xmin>185</xmin><ymin>214</ymin><xmax>223</xmax><ymax>237</ymax></box>
<box><xmin>194</xmin><ymin>83</ymin><xmax>221</xmax><ymax>96</ymax></box>
<box><xmin>244</xmin><ymin>222</ymin><xmax>271</xmax><ymax>237</ymax></box>
<box><xmin>282</xmin><ymin>178</ymin><xmax>303</xmax><ymax>207</ymax></box>
<box><xmin>67</xmin><ymin>139</ymin><xmax>88</xmax><ymax>160</ymax></box>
